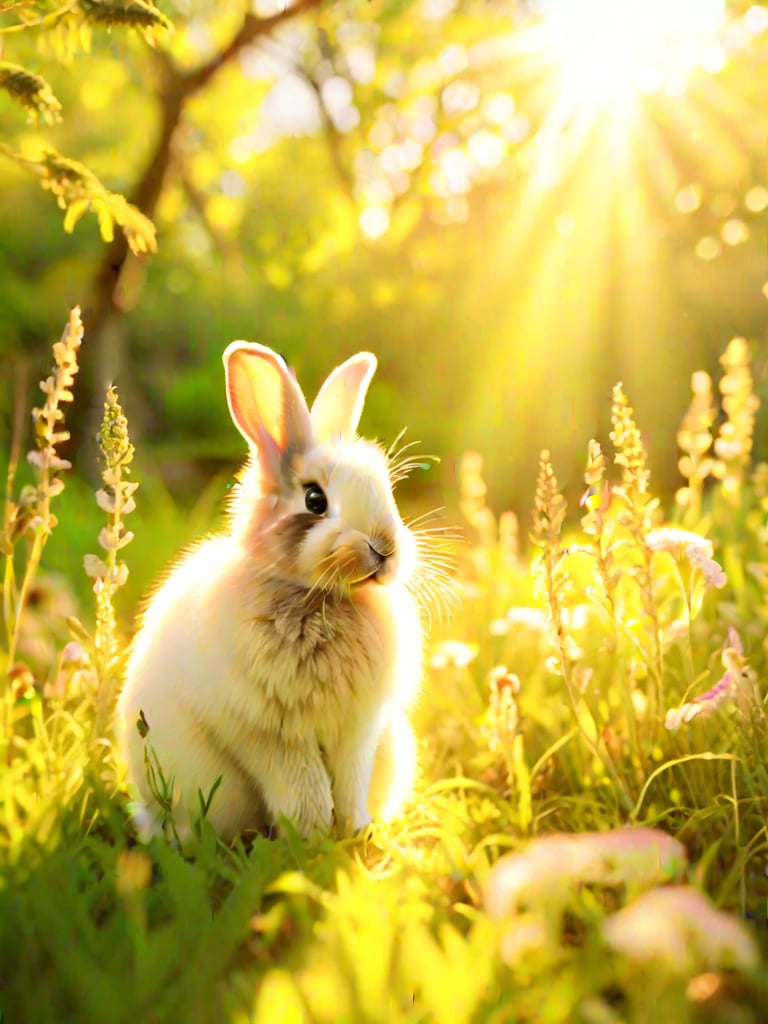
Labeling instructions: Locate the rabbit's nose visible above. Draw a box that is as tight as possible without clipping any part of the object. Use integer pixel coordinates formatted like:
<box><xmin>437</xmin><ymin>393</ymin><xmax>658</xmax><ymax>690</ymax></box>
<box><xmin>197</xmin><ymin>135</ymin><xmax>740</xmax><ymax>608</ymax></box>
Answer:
<box><xmin>368</xmin><ymin>541</ymin><xmax>400</xmax><ymax>585</ymax></box>
<box><xmin>367</xmin><ymin>542</ymin><xmax>386</xmax><ymax>570</ymax></box>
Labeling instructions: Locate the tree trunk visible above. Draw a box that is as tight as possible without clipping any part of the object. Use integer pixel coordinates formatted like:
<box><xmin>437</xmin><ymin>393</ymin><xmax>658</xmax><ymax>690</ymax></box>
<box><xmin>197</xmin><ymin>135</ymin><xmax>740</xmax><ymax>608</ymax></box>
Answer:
<box><xmin>69</xmin><ymin>83</ymin><xmax>185</xmax><ymax>472</ymax></box>
<box><xmin>67</xmin><ymin>0</ymin><xmax>325</xmax><ymax>473</ymax></box>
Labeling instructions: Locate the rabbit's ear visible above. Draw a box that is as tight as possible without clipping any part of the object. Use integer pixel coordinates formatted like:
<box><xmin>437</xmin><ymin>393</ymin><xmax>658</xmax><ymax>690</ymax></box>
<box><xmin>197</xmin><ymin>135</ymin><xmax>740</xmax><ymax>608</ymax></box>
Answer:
<box><xmin>310</xmin><ymin>353</ymin><xmax>377</xmax><ymax>443</ymax></box>
<box><xmin>224</xmin><ymin>342</ymin><xmax>311</xmax><ymax>480</ymax></box>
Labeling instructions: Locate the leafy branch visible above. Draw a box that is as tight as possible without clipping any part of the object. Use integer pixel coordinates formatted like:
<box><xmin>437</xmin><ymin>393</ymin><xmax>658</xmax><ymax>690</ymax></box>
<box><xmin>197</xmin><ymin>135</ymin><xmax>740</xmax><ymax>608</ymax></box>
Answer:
<box><xmin>0</xmin><ymin>147</ymin><xmax>158</xmax><ymax>253</ymax></box>
<box><xmin>0</xmin><ymin>61</ymin><xmax>62</xmax><ymax>122</ymax></box>
<box><xmin>1</xmin><ymin>0</ymin><xmax>173</xmax><ymax>251</ymax></box>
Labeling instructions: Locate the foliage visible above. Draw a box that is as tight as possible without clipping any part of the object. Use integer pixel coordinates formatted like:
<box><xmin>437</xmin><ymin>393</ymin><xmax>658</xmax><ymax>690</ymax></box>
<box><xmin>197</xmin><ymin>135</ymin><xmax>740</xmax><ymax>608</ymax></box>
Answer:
<box><xmin>3</xmin><ymin>1</ymin><xmax>768</xmax><ymax>512</ymax></box>
<box><xmin>1</xmin><ymin>309</ymin><xmax>768</xmax><ymax>1023</ymax></box>
<box><xmin>0</xmin><ymin>0</ymin><xmax>166</xmax><ymax>253</ymax></box>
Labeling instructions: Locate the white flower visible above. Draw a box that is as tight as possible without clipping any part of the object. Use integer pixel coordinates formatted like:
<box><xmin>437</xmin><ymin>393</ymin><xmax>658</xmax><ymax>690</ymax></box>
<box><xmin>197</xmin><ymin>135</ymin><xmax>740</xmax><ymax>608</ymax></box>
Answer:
<box><xmin>505</xmin><ymin>606</ymin><xmax>549</xmax><ymax>632</ymax></box>
<box><xmin>645</xmin><ymin>526</ymin><xmax>726</xmax><ymax>589</ymax></box>
<box><xmin>646</xmin><ymin>526</ymin><xmax>712</xmax><ymax>558</ymax></box>
<box><xmin>686</xmin><ymin>544</ymin><xmax>727</xmax><ymax>588</ymax></box>
<box><xmin>429</xmin><ymin>640</ymin><xmax>478</xmax><ymax>669</ymax></box>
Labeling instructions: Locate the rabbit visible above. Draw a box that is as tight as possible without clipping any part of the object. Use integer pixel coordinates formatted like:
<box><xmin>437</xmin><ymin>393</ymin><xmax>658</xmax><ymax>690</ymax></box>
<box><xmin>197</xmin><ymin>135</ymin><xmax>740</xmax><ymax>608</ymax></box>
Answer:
<box><xmin>117</xmin><ymin>341</ymin><xmax>451</xmax><ymax>845</ymax></box>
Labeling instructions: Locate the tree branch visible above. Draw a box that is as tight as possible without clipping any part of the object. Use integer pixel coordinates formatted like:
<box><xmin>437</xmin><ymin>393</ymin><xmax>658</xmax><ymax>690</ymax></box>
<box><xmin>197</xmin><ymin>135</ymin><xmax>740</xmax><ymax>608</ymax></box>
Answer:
<box><xmin>182</xmin><ymin>0</ymin><xmax>325</xmax><ymax>96</ymax></box>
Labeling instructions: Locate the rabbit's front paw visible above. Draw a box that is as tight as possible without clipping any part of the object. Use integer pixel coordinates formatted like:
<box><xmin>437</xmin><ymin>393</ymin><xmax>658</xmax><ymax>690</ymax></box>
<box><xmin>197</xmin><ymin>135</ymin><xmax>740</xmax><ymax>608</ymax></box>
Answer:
<box><xmin>332</xmin><ymin>802</ymin><xmax>372</xmax><ymax>839</ymax></box>
<box><xmin>261</xmin><ymin>741</ymin><xmax>334</xmax><ymax>840</ymax></box>
<box><xmin>331</xmin><ymin>752</ymin><xmax>375</xmax><ymax>837</ymax></box>
<box><xmin>293</xmin><ymin>783</ymin><xmax>335</xmax><ymax>838</ymax></box>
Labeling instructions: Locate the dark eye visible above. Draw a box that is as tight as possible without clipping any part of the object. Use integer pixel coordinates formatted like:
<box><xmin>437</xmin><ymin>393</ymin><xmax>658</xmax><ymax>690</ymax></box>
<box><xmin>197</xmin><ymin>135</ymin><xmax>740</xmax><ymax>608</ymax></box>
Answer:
<box><xmin>304</xmin><ymin>483</ymin><xmax>328</xmax><ymax>515</ymax></box>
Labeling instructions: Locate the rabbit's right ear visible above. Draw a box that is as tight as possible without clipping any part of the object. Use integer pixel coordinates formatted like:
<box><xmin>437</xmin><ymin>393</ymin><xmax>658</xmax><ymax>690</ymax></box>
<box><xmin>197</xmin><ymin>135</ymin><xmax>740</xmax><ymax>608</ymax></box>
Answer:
<box><xmin>223</xmin><ymin>342</ymin><xmax>312</xmax><ymax>483</ymax></box>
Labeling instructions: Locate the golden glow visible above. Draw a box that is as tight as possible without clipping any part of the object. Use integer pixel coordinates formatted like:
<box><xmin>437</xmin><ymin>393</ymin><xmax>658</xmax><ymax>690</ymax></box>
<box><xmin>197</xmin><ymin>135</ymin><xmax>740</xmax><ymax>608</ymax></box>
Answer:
<box><xmin>538</xmin><ymin>0</ymin><xmax>728</xmax><ymax>112</ymax></box>
<box><xmin>460</xmin><ymin>1</ymin><xmax>768</xmax><ymax>486</ymax></box>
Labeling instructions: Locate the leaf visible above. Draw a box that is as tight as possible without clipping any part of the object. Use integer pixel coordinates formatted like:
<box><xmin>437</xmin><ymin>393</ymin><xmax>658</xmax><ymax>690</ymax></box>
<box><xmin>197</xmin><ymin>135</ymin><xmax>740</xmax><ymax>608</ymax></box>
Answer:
<box><xmin>95</xmin><ymin>200</ymin><xmax>115</xmax><ymax>243</ymax></box>
<box><xmin>63</xmin><ymin>197</ymin><xmax>90</xmax><ymax>234</ymax></box>
<box><xmin>0</xmin><ymin>61</ymin><xmax>62</xmax><ymax>124</ymax></box>
<box><xmin>80</xmin><ymin>0</ymin><xmax>173</xmax><ymax>43</ymax></box>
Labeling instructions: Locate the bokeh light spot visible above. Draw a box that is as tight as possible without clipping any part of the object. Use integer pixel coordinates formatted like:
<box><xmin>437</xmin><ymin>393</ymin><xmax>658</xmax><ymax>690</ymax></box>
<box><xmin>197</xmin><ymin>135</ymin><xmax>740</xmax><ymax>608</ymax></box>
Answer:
<box><xmin>359</xmin><ymin>205</ymin><xmax>391</xmax><ymax>238</ymax></box>
<box><xmin>675</xmin><ymin>184</ymin><xmax>702</xmax><ymax>213</ymax></box>
<box><xmin>721</xmin><ymin>219</ymin><xmax>749</xmax><ymax>245</ymax></box>
<box><xmin>483</xmin><ymin>93</ymin><xmax>516</xmax><ymax>124</ymax></box>
<box><xmin>745</xmin><ymin>185</ymin><xmax>768</xmax><ymax>212</ymax></box>
<box><xmin>745</xmin><ymin>5</ymin><xmax>768</xmax><ymax>34</ymax></box>
<box><xmin>468</xmin><ymin>130</ymin><xmax>505</xmax><ymax>170</ymax></box>
<box><xmin>696</xmin><ymin>236</ymin><xmax>722</xmax><ymax>260</ymax></box>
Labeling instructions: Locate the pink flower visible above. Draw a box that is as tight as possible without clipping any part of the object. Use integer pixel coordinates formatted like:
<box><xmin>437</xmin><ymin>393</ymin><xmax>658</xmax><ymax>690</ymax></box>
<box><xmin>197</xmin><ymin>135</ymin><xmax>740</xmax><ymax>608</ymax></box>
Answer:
<box><xmin>665</xmin><ymin>628</ymin><xmax>755</xmax><ymax>729</ymax></box>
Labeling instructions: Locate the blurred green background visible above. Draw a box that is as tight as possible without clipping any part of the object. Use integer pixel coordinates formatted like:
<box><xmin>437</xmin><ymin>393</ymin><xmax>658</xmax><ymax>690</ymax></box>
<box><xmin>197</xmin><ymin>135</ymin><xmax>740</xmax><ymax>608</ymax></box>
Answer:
<box><xmin>2</xmin><ymin>0</ymin><xmax>768</xmax><ymax>611</ymax></box>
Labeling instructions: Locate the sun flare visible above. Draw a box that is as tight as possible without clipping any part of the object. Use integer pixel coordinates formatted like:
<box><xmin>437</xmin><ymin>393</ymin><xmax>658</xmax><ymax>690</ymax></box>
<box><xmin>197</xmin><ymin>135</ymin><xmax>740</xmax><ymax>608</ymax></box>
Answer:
<box><xmin>539</xmin><ymin>0</ymin><xmax>728</xmax><ymax>111</ymax></box>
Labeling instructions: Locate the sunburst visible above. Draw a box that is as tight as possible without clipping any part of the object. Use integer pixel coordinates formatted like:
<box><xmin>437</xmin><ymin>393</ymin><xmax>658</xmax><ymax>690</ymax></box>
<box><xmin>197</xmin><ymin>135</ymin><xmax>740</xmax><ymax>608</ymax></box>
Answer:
<box><xmin>459</xmin><ymin>0</ymin><xmax>767</xmax><ymax>489</ymax></box>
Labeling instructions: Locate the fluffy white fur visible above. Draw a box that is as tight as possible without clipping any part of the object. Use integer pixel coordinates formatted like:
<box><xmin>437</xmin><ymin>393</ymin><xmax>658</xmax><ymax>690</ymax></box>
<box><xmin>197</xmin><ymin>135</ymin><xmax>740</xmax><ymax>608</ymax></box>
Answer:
<box><xmin>117</xmin><ymin>344</ymin><xmax>425</xmax><ymax>843</ymax></box>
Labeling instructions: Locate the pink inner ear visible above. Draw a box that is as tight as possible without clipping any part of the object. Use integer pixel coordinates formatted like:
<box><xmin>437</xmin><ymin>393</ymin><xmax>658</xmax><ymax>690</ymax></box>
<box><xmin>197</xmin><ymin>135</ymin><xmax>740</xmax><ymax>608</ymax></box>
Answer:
<box><xmin>224</xmin><ymin>343</ymin><xmax>311</xmax><ymax>469</ymax></box>
<box><xmin>227</xmin><ymin>348</ymin><xmax>287</xmax><ymax>450</ymax></box>
<box><xmin>311</xmin><ymin>352</ymin><xmax>377</xmax><ymax>442</ymax></box>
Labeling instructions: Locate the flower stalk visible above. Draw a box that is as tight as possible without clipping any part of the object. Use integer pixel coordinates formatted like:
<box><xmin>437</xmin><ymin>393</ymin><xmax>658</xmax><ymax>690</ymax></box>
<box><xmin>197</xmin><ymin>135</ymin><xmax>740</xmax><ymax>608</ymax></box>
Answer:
<box><xmin>85</xmin><ymin>386</ymin><xmax>137</xmax><ymax>740</ymax></box>
<box><xmin>3</xmin><ymin>307</ymin><xmax>82</xmax><ymax>669</ymax></box>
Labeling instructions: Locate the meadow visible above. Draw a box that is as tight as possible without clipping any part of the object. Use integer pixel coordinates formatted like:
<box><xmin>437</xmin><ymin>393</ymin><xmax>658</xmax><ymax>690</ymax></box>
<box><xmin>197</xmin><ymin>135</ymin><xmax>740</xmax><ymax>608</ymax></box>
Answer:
<box><xmin>1</xmin><ymin>305</ymin><xmax>767</xmax><ymax>1024</ymax></box>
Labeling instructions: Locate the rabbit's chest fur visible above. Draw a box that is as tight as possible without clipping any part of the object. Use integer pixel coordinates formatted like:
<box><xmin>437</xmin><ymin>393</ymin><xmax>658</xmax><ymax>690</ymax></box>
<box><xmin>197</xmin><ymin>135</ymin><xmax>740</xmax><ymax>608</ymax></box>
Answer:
<box><xmin>233</xmin><ymin>579</ymin><xmax>401</xmax><ymax>746</ymax></box>
<box><xmin>140</xmin><ymin>536</ymin><xmax>422</xmax><ymax>756</ymax></box>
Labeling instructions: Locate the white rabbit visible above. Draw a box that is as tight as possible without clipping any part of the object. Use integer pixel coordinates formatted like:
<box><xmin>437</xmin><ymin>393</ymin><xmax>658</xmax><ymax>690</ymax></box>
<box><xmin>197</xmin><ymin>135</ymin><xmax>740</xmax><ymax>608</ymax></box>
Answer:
<box><xmin>118</xmin><ymin>342</ymin><xmax>449</xmax><ymax>844</ymax></box>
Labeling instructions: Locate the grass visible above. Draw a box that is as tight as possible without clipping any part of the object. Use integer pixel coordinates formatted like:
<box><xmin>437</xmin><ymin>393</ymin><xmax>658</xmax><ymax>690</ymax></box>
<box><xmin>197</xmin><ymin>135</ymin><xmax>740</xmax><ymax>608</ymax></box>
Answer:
<box><xmin>1</xmin><ymin>310</ymin><xmax>768</xmax><ymax>1023</ymax></box>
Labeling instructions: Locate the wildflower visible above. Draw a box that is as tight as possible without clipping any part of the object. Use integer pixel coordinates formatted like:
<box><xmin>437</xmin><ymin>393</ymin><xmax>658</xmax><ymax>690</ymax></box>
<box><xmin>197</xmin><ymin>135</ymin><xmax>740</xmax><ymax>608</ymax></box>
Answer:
<box><xmin>610</xmin><ymin>383</ymin><xmax>651</xmax><ymax>503</ymax></box>
<box><xmin>665</xmin><ymin>628</ymin><xmax>754</xmax><ymax>729</ymax></box>
<box><xmin>491</xmin><ymin>605</ymin><xmax>551</xmax><ymax>638</ymax></box>
<box><xmin>498</xmin><ymin>510</ymin><xmax>519</xmax><ymax>562</ymax></box>
<box><xmin>580</xmin><ymin>438</ymin><xmax>611</xmax><ymax>535</ymax></box>
<box><xmin>485</xmin><ymin>827</ymin><xmax>686</xmax><ymax>919</ymax></box>
<box><xmin>44</xmin><ymin>640</ymin><xmax>88</xmax><ymax>699</ymax></box>
<box><xmin>603</xmin><ymin>886</ymin><xmax>758</xmax><ymax>974</ymax></box>
<box><xmin>609</xmin><ymin>385</ymin><xmax>663</xmax><ymax>694</ymax></box>
<box><xmin>676</xmin><ymin>370</ymin><xmax>716</xmax><ymax>513</ymax></box>
<box><xmin>8</xmin><ymin>662</ymin><xmax>36</xmax><ymax>702</ymax></box>
<box><xmin>484</xmin><ymin>666</ymin><xmax>520</xmax><ymax>754</ymax></box>
<box><xmin>5</xmin><ymin>308</ymin><xmax>82</xmax><ymax>664</ymax></box>
<box><xmin>686</xmin><ymin>544</ymin><xmax>727</xmax><ymax>589</ymax></box>
<box><xmin>531</xmin><ymin>450</ymin><xmax>567</xmax><ymax>549</ymax></box>
<box><xmin>645</xmin><ymin>526</ymin><xmax>727</xmax><ymax>590</ymax></box>
<box><xmin>646</xmin><ymin>525</ymin><xmax>709</xmax><ymax>557</ymax></box>
<box><xmin>85</xmin><ymin>386</ymin><xmax>137</xmax><ymax>740</ymax></box>
<box><xmin>505</xmin><ymin>606</ymin><xmax>549</xmax><ymax>632</ymax></box>
<box><xmin>712</xmin><ymin>337</ymin><xmax>760</xmax><ymax>504</ymax></box>
<box><xmin>84</xmin><ymin>386</ymin><xmax>137</xmax><ymax>593</ymax></box>
<box><xmin>458</xmin><ymin>450</ymin><xmax>495</xmax><ymax>547</ymax></box>
<box><xmin>429</xmin><ymin>640</ymin><xmax>479</xmax><ymax>670</ymax></box>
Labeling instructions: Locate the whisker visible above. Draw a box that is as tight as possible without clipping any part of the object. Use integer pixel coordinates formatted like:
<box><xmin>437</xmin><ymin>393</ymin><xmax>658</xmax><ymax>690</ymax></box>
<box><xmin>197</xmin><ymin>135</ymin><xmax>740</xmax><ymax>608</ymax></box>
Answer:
<box><xmin>385</xmin><ymin>427</ymin><xmax>412</xmax><ymax>462</ymax></box>
<box><xmin>387</xmin><ymin>434</ymin><xmax>441</xmax><ymax>486</ymax></box>
<box><xmin>405</xmin><ymin>515</ymin><xmax>464</xmax><ymax>628</ymax></box>
<box><xmin>404</xmin><ymin>506</ymin><xmax>448</xmax><ymax>529</ymax></box>
<box><xmin>305</xmin><ymin>556</ymin><xmax>339</xmax><ymax>603</ymax></box>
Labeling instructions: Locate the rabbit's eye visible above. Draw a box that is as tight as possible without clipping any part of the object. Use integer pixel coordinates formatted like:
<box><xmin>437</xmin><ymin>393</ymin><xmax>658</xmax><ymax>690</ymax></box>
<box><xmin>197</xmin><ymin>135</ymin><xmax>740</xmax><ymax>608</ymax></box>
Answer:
<box><xmin>304</xmin><ymin>483</ymin><xmax>328</xmax><ymax>516</ymax></box>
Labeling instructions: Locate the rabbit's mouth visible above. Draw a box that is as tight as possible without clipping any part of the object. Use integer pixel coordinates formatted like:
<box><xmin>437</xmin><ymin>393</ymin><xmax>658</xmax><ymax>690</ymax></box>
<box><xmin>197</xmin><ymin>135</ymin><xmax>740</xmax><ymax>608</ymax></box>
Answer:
<box><xmin>310</xmin><ymin>533</ymin><xmax>399</xmax><ymax>590</ymax></box>
<box><xmin>345</xmin><ymin>546</ymin><xmax>395</xmax><ymax>587</ymax></box>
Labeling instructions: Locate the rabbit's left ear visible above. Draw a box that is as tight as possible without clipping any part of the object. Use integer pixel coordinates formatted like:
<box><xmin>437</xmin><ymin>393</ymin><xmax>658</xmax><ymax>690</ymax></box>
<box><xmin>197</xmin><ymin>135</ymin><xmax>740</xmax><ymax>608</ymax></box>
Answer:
<box><xmin>223</xmin><ymin>342</ymin><xmax>312</xmax><ymax>483</ymax></box>
<box><xmin>310</xmin><ymin>353</ymin><xmax>377</xmax><ymax>443</ymax></box>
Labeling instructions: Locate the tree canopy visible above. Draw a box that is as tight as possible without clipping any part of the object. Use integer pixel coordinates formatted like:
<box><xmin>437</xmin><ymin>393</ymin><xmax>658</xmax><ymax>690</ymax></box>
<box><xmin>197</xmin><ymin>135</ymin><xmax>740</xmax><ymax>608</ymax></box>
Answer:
<box><xmin>2</xmin><ymin>0</ymin><xmax>767</xmax><ymax>508</ymax></box>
